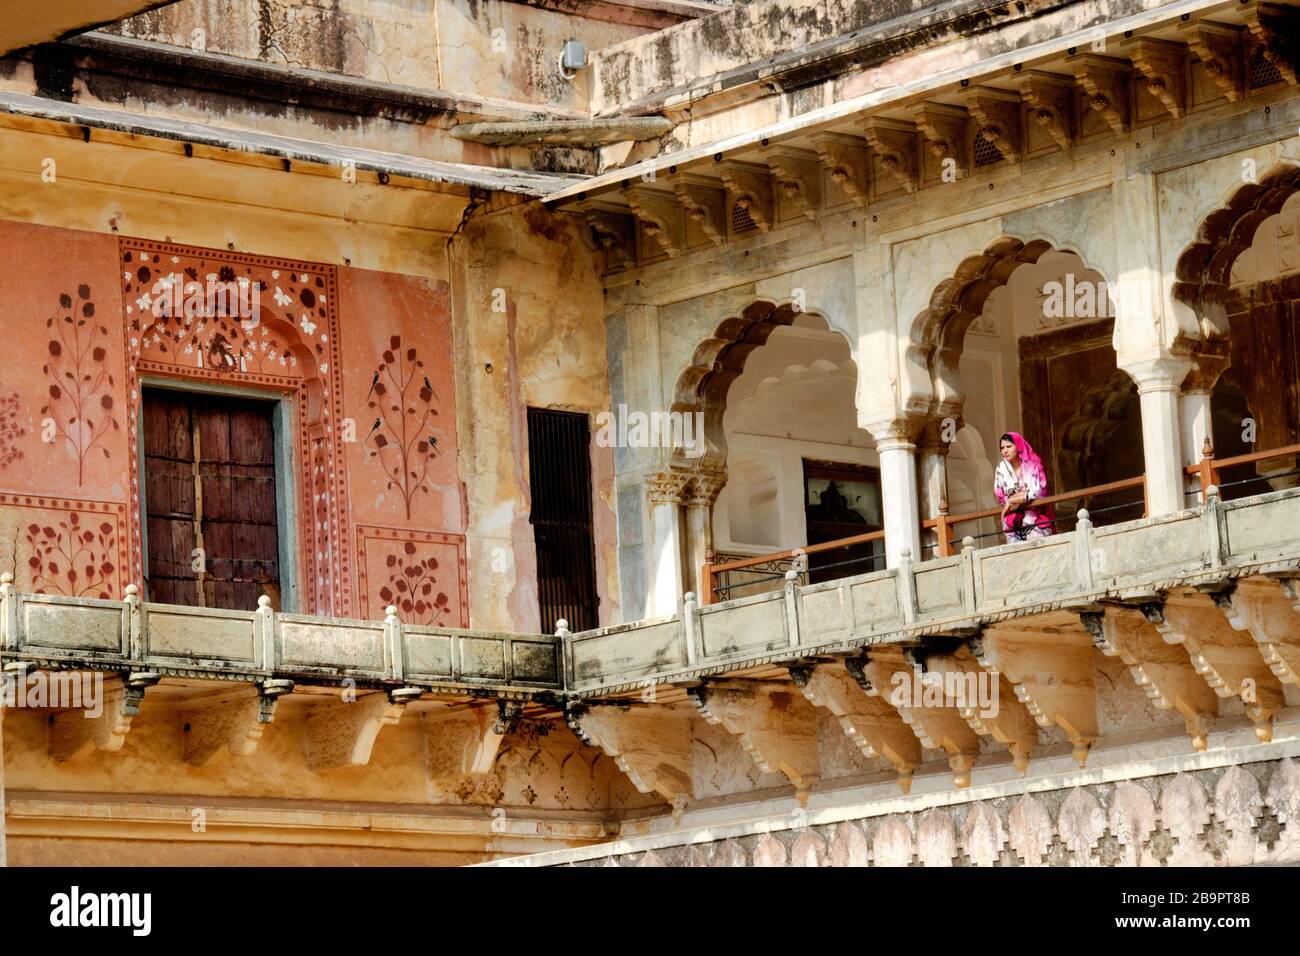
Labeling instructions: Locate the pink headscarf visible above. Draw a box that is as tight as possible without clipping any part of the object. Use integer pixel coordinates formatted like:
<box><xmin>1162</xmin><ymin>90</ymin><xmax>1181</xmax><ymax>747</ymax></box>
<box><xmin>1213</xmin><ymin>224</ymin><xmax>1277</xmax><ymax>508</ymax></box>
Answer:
<box><xmin>996</xmin><ymin>431</ymin><xmax>1054</xmax><ymax>534</ymax></box>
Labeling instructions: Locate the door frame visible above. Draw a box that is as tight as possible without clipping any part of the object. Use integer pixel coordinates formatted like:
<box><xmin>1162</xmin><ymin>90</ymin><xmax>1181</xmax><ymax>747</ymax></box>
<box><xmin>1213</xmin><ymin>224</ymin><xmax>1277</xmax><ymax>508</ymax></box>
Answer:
<box><xmin>137</xmin><ymin>376</ymin><xmax>302</xmax><ymax>612</ymax></box>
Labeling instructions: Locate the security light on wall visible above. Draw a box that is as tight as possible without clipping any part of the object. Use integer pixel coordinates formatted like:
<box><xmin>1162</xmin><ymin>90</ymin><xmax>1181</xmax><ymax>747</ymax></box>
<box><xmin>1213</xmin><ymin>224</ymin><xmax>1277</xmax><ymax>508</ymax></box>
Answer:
<box><xmin>558</xmin><ymin>40</ymin><xmax>587</xmax><ymax>80</ymax></box>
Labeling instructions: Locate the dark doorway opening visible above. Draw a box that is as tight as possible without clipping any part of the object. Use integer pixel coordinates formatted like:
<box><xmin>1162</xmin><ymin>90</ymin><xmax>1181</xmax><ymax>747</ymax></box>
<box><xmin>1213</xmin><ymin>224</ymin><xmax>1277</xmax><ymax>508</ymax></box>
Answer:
<box><xmin>526</xmin><ymin>407</ymin><xmax>599</xmax><ymax>632</ymax></box>
<box><xmin>142</xmin><ymin>388</ymin><xmax>282</xmax><ymax>611</ymax></box>
<box><xmin>803</xmin><ymin>459</ymin><xmax>884</xmax><ymax>584</ymax></box>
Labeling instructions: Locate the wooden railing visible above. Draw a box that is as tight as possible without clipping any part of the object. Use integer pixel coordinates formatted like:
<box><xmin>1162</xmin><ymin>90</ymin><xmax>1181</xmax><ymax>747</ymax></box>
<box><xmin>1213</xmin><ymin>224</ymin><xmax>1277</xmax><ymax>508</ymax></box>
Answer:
<box><xmin>1185</xmin><ymin>438</ymin><xmax>1300</xmax><ymax>501</ymax></box>
<box><xmin>700</xmin><ymin>440</ymin><xmax>1300</xmax><ymax>605</ymax></box>
<box><xmin>701</xmin><ymin>528</ymin><xmax>885</xmax><ymax>606</ymax></box>
<box><xmin>921</xmin><ymin>474</ymin><xmax>1148</xmax><ymax>558</ymax></box>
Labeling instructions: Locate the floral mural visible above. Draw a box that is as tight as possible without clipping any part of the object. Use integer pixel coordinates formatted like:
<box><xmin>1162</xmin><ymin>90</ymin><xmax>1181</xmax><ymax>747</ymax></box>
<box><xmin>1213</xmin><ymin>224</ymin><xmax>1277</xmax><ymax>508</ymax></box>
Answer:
<box><xmin>0</xmin><ymin>387</ymin><xmax>27</xmax><ymax>471</ymax></box>
<box><xmin>40</xmin><ymin>284</ymin><xmax>117</xmax><ymax>485</ymax></box>
<box><xmin>366</xmin><ymin>335</ymin><xmax>441</xmax><ymax>519</ymax></box>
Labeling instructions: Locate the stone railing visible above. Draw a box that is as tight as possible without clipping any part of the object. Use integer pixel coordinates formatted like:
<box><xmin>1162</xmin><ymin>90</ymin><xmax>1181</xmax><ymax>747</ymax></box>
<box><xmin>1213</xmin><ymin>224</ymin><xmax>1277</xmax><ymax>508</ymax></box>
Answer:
<box><xmin>0</xmin><ymin>586</ymin><xmax>562</xmax><ymax>694</ymax></box>
<box><xmin>4</xmin><ymin>487</ymin><xmax>1300</xmax><ymax>700</ymax></box>
<box><xmin>566</xmin><ymin>487</ymin><xmax>1300</xmax><ymax>695</ymax></box>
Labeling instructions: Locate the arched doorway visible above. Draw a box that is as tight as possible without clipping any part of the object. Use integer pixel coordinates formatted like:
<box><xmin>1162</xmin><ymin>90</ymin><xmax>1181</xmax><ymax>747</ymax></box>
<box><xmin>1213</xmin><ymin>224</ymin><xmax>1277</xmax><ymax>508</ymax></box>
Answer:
<box><xmin>910</xmin><ymin>238</ymin><xmax>1145</xmax><ymax>550</ymax></box>
<box><xmin>663</xmin><ymin>301</ymin><xmax>871</xmax><ymax>603</ymax></box>
<box><xmin>1173</xmin><ymin>166</ymin><xmax>1300</xmax><ymax>501</ymax></box>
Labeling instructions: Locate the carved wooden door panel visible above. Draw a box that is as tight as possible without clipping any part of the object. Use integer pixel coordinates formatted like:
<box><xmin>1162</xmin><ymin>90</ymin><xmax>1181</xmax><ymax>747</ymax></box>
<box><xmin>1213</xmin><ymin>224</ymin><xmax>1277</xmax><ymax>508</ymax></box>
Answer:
<box><xmin>142</xmin><ymin>389</ymin><xmax>281</xmax><ymax>611</ymax></box>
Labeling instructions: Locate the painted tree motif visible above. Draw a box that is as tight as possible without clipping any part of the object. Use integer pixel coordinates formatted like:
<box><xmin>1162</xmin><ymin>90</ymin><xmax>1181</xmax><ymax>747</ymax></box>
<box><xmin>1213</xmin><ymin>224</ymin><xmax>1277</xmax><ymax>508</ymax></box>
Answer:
<box><xmin>25</xmin><ymin>512</ymin><xmax>117</xmax><ymax>599</ymax></box>
<box><xmin>367</xmin><ymin>335</ymin><xmax>440</xmax><ymax>518</ymax></box>
<box><xmin>41</xmin><ymin>285</ymin><xmax>117</xmax><ymax>485</ymax></box>
<box><xmin>378</xmin><ymin>541</ymin><xmax>450</xmax><ymax>624</ymax></box>
<box><xmin>0</xmin><ymin>388</ymin><xmax>27</xmax><ymax>471</ymax></box>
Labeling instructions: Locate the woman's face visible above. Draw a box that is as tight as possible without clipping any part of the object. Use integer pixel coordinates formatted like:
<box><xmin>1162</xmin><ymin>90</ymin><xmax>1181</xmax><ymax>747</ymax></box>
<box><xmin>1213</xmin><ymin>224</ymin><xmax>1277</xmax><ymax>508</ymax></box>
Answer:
<box><xmin>1000</xmin><ymin>439</ymin><xmax>1018</xmax><ymax>464</ymax></box>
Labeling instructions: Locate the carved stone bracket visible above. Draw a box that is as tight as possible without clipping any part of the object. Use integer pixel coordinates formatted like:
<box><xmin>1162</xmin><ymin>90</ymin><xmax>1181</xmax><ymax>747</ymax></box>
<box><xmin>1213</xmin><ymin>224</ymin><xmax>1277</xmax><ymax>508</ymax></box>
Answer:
<box><xmin>1016</xmin><ymin>71</ymin><xmax>1075</xmax><ymax>151</ymax></box>
<box><xmin>798</xmin><ymin>663</ymin><xmax>921</xmax><ymax>791</ymax></box>
<box><xmin>1179</xmin><ymin>20</ymin><xmax>1244</xmax><ymax>102</ymax></box>
<box><xmin>975</xmin><ymin>621</ymin><xmax>1098</xmax><ymax>767</ymax></box>
<box><xmin>689</xmin><ymin>680</ymin><xmax>820</xmax><ymax>804</ymax></box>
<box><xmin>928</xmin><ymin>648</ymin><xmax>1038</xmax><ymax>773</ymax></box>
<box><xmin>914</xmin><ymin>102</ymin><xmax>970</xmax><ymax>180</ymax></box>
<box><xmin>1085</xmin><ymin>607</ymin><xmax>1216</xmax><ymax>750</ymax></box>
<box><xmin>583</xmin><ymin>203</ymin><xmax>637</xmax><ymax>270</ymax></box>
<box><xmin>1219</xmin><ymin>579</ymin><xmax>1300</xmax><ymax>689</ymax></box>
<box><xmin>964</xmin><ymin>86</ymin><xmax>1023</xmax><ymax>164</ymax></box>
<box><xmin>762</xmin><ymin>145</ymin><xmax>823</xmax><ymax>221</ymax></box>
<box><xmin>306</xmin><ymin>686</ymin><xmax>422</xmax><ymax>772</ymax></box>
<box><xmin>568</xmin><ymin>702</ymin><xmax>694</xmax><ymax>813</ymax></box>
<box><xmin>862</xmin><ymin>650</ymin><xmax>981</xmax><ymax>787</ymax></box>
<box><xmin>181</xmin><ymin>678</ymin><xmax>294</xmax><ymax>765</ymax></box>
<box><xmin>426</xmin><ymin>703</ymin><xmax>509</xmax><ymax>778</ymax></box>
<box><xmin>812</xmin><ymin>132</ymin><xmax>869</xmax><ymax>206</ymax></box>
<box><xmin>624</xmin><ymin>183</ymin><xmax>685</xmax><ymax>258</ymax></box>
<box><xmin>49</xmin><ymin>671</ymin><xmax>160</xmax><ymax>762</ymax></box>
<box><xmin>1154</xmin><ymin>594</ymin><xmax>1283</xmax><ymax>742</ymax></box>
<box><xmin>1243</xmin><ymin>1</ymin><xmax>1300</xmax><ymax>86</ymax></box>
<box><xmin>862</xmin><ymin>117</ymin><xmax>919</xmax><ymax>194</ymax></box>
<box><xmin>1070</xmin><ymin>53</ymin><xmax>1132</xmax><ymax>134</ymax></box>
<box><xmin>718</xmin><ymin>160</ymin><xmax>774</xmax><ymax>233</ymax></box>
<box><xmin>669</xmin><ymin>173</ymin><xmax>727</xmax><ymax>247</ymax></box>
<box><xmin>1126</xmin><ymin>37</ymin><xmax>1190</xmax><ymax>118</ymax></box>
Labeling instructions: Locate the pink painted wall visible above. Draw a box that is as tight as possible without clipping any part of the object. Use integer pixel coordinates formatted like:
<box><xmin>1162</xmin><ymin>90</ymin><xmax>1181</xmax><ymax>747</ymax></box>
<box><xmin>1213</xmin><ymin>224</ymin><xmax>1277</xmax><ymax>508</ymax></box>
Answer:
<box><xmin>0</xmin><ymin>219</ymin><xmax>471</xmax><ymax>627</ymax></box>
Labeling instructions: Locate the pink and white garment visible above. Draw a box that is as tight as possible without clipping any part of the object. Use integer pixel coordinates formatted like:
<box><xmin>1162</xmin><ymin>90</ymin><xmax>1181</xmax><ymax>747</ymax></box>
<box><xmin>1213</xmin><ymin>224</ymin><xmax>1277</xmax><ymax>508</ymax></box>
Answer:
<box><xmin>993</xmin><ymin>432</ymin><xmax>1055</xmax><ymax>544</ymax></box>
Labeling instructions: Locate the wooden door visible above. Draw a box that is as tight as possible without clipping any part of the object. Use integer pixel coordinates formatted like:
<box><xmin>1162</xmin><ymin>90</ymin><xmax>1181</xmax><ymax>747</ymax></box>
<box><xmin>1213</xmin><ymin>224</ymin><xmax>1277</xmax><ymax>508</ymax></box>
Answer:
<box><xmin>142</xmin><ymin>390</ymin><xmax>282</xmax><ymax>611</ymax></box>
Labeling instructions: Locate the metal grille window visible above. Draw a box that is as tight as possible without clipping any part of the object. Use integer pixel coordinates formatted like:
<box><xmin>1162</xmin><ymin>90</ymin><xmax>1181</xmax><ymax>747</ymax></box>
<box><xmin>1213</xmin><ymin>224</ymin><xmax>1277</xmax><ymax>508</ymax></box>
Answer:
<box><xmin>974</xmin><ymin>134</ymin><xmax>1006</xmax><ymax>167</ymax></box>
<box><xmin>1248</xmin><ymin>44</ymin><xmax>1283</xmax><ymax>89</ymax></box>
<box><xmin>526</xmin><ymin>408</ymin><xmax>600</xmax><ymax>632</ymax></box>
<box><xmin>730</xmin><ymin>201</ymin><xmax>758</xmax><ymax>236</ymax></box>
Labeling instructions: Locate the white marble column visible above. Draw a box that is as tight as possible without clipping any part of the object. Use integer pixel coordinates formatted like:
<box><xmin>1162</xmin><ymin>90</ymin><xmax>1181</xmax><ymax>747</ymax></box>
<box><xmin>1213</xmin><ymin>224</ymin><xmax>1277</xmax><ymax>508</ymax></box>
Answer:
<box><xmin>1181</xmin><ymin>389</ymin><xmax>1212</xmax><ymax>468</ymax></box>
<box><xmin>917</xmin><ymin>420</ymin><xmax>951</xmax><ymax>556</ymax></box>
<box><xmin>871</xmin><ymin>430</ymin><xmax>923</xmax><ymax>569</ymax></box>
<box><xmin>647</xmin><ymin>471</ymin><xmax>689</xmax><ymax>617</ymax></box>
<box><xmin>684</xmin><ymin>472</ymin><xmax>726</xmax><ymax>604</ymax></box>
<box><xmin>1127</xmin><ymin>356</ymin><xmax>1192</xmax><ymax>516</ymax></box>
<box><xmin>1179</xmin><ymin>351</ymin><xmax>1228</xmax><ymax>497</ymax></box>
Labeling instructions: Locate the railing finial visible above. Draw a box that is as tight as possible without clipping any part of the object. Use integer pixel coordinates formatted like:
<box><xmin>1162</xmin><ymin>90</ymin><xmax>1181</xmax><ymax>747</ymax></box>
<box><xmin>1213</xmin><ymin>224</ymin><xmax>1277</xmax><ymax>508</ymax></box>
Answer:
<box><xmin>1201</xmin><ymin>436</ymin><xmax>1215</xmax><ymax>460</ymax></box>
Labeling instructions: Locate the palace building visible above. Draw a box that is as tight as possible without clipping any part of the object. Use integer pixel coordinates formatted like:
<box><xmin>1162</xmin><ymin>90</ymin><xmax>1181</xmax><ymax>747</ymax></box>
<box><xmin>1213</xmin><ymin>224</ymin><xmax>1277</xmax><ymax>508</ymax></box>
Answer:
<box><xmin>1</xmin><ymin>0</ymin><xmax>1300</xmax><ymax>867</ymax></box>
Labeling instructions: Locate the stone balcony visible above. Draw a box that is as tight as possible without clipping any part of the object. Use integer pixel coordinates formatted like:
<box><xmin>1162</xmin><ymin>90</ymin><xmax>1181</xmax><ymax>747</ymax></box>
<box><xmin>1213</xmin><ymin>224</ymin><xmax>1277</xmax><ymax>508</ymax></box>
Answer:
<box><xmin>4</xmin><ymin>486</ymin><xmax>1299</xmax><ymax>725</ymax></box>
<box><xmin>3</xmin><ymin>486</ymin><xmax>1300</xmax><ymax>864</ymax></box>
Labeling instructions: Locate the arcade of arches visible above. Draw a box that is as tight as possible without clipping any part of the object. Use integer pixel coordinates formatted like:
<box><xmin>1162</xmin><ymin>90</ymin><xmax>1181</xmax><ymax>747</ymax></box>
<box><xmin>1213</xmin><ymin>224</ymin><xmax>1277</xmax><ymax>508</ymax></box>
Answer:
<box><xmin>645</xmin><ymin>192</ymin><xmax>1300</xmax><ymax>614</ymax></box>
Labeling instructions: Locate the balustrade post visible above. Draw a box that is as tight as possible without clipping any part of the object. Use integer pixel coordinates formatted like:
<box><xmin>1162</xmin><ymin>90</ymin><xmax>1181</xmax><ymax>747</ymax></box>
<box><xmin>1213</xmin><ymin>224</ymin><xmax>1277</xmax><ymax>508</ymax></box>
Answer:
<box><xmin>782</xmin><ymin>571</ymin><xmax>802</xmax><ymax>649</ymax></box>
<box><xmin>1198</xmin><ymin>437</ymin><xmax>1216</xmax><ymax>504</ymax></box>
<box><xmin>123</xmin><ymin>583</ymin><xmax>143</xmax><ymax>661</ymax></box>
<box><xmin>384</xmin><ymin>604</ymin><xmax>404</xmax><ymax>682</ymax></box>
<box><xmin>0</xmin><ymin>573</ymin><xmax>14</xmax><ymax>653</ymax></box>
<box><xmin>935</xmin><ymin>494</ymin><xmax>952</xmax><ymax>558</ymax></box>
<box><xmin>682</xmin><ymin>592</ymin><xmax>700</xmax><ymax>666</ymax></box>
<box><xmin>1074</xmin><ymin>508</ymin><xmax>1095</xmax><ymax>592</ymax></box>
<box><xmin>700</xmin><ymin>552</ymin><xmax>716</xmax><ymax>607</ymax></box>
<box><xmin>257</xmin><ymin>594</ymin><xmax>277</xmax><ymax>672</ymax></box>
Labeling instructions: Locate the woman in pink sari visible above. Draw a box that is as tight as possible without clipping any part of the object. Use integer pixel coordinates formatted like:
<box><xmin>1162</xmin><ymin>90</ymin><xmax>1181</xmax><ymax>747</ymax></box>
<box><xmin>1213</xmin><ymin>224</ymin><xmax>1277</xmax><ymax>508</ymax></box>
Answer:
<box><xmin>994</xmin><ymin>432</ymin><xmax>1055</xmax><ymax>544</ymax></box>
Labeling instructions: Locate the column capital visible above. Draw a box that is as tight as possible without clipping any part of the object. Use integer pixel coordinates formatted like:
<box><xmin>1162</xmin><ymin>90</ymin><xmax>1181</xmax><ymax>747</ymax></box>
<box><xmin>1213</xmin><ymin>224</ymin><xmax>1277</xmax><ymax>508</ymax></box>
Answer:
<box><xmin>646</xmin><ymin>470</ymin><xmax>692</xmax><ymax>505</ymax></box>
<box><xmin>863</xmin><ymin>413</ymin><xmax>926</xmax><ymax>449</ymax></box>
<box><xmin>685</xmin><ymin>471</ymin><xmax>727</xmax><ymax>508</ymax></box>
<box><xmin>1119</xmin><ymin>352</ymin><xmax>1193</xmax><ymax>393</ymax></box>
